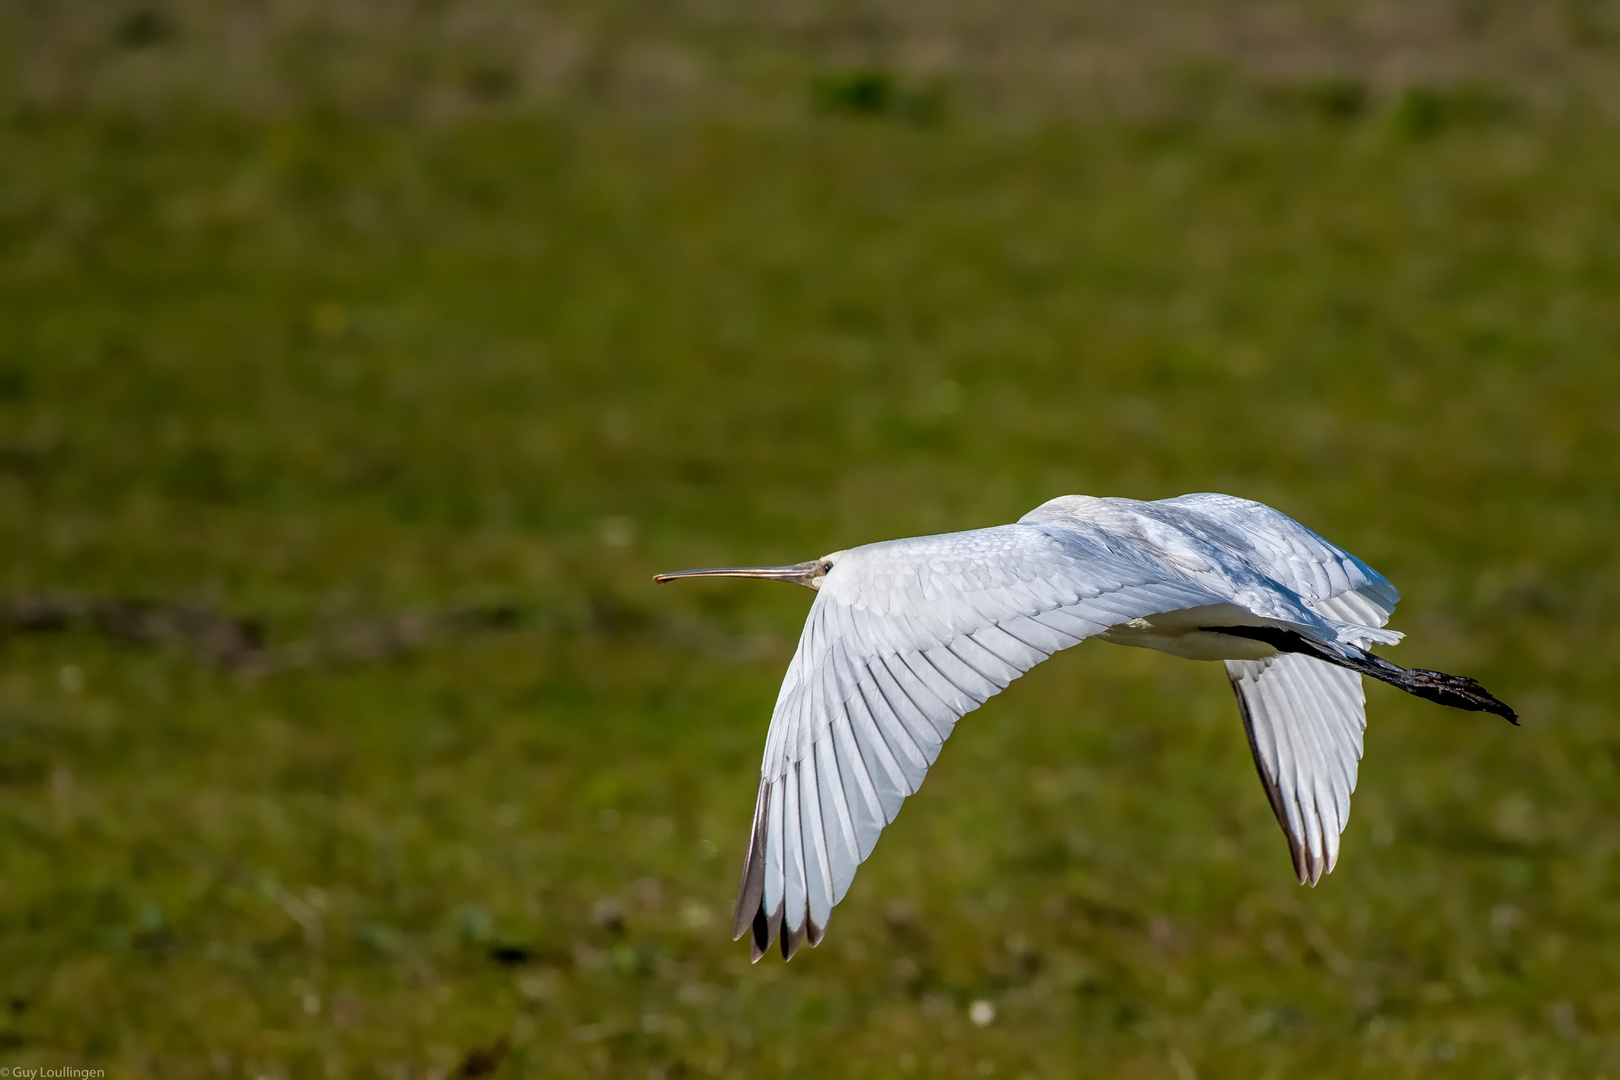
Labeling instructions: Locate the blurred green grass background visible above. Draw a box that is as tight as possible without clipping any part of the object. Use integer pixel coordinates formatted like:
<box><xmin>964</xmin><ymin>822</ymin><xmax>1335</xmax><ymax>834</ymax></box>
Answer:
<box><xmin>3</xmin><ymin>1</ymin><xmax>1620</xmax><ymax>1076</ymax></box>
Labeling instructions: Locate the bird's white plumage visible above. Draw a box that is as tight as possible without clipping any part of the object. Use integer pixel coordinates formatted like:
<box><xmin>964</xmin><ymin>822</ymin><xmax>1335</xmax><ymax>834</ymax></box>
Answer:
<box><xmin>731</xmin><ymin>493</ymin><xmax>1402</xmax><ymax>958</ymax></box>
<box><xmin>1227</xmin><ymin>655</ymin><xmax>1368</xmax><ymax>885</ymax></box>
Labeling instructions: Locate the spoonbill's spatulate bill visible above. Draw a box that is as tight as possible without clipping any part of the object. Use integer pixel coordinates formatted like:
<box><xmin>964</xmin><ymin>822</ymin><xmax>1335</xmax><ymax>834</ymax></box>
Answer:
<box><xmin>655</xmin><ymin>494</ymin><xmax>1516</xmax><ymax>962</ymax></box>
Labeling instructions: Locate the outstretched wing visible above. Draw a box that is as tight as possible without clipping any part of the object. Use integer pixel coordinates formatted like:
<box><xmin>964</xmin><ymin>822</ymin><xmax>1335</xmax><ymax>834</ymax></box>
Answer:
<box><xmin>737</xmin><ymin>523</ymin><xmax>1231</xmax><ymax>960</ymax></box>
<box><xmin>1159</xmin><ymin>493</ymin><xmax>1400</xmax><ymax>885</ymax></box>
<box><xmin>1226</xmin><ymin>654</ymin><xmax>1367</xmax><ymax>885</ymax></box>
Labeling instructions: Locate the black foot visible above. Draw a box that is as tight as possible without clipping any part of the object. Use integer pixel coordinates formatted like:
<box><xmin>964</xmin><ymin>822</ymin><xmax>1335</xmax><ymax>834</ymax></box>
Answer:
<box><xmin>1396</xmin><ymin>668</ymin><xmax>1518</xmax><ymax>725</ymax></box>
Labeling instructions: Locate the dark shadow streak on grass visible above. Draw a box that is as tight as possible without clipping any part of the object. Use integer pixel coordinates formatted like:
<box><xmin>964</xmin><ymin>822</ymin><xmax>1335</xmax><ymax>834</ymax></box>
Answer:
<box><xmin>0</xmin><ymin>594</ymin><xmax>525</xmax><ymax>673</ymax></box>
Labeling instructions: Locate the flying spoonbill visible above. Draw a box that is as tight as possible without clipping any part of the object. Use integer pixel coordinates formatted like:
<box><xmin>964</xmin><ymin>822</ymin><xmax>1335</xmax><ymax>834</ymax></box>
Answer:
<box><xmin>655</xmin><ymin>493</ymin><xmax>1515</xmax><ymax>961</ymax></box>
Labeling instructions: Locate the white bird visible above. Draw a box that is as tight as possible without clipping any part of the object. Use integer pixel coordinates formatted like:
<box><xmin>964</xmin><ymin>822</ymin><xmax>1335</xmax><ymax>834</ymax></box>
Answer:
<box><xmin>655</xmin><ymin>493</ymin><xmax>1515</xmax><ymax>961</ymax></box>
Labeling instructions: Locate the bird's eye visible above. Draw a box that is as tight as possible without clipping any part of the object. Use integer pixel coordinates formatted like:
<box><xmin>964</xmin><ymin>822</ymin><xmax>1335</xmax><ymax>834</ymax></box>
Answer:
<box><xmin>821</xmin><ymin>560</ymin><xmax>834</xmax><ymax>573</ymax></box>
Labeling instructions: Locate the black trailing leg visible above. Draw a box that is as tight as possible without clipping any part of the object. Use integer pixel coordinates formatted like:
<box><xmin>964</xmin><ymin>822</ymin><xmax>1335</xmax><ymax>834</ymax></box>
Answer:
<box><xmin>1205</xmin><ymin>624</ymin><xmax>1518</xmax><ymax>725</ymax></box>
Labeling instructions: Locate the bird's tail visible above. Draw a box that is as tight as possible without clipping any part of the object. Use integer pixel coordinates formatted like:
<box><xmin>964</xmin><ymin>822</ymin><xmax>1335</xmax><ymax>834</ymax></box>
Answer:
<box><xmin>1327</xmin><ymin>619</ymin><xmax>1403</xmax><ymax>649</ymax></box>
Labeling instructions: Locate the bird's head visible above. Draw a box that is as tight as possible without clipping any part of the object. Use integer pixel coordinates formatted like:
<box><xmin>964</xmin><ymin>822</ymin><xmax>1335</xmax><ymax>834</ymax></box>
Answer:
<box><xmin>654</xmin><ymin>551</ymin><xmax>846</xmax><ymax>591</ymax></box>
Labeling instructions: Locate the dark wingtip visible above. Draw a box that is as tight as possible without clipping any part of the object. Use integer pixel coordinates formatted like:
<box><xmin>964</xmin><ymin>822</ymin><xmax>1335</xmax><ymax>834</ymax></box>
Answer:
<box><xmin>749</xmin><ymin>907</ymin><xmax>771</xmax><ymax>962</ymax></box>
<box><xmin>1288</xmin><ymin>839</ymin><xmax>1309</xmax><ymax>886</ymax></box>
<box><xmin>746</xmin><ymin>903</ymin><xmax>782</xmax><ymax>963</ymax></box>
<box><xmin>781</xmin><ymin>919</ymin><xmax>806</xmax><ymax>961</ymax></box>
<box><xmin>734</xmin><ymin>789</ymin><xmax>769</xmax><ymax>940</ymax></box>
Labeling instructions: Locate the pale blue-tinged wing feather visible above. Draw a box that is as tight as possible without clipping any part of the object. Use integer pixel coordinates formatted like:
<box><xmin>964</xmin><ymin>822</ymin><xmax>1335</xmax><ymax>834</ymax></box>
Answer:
<box><xmin>813</xmin><ymin>734</ymin><xmax>861</xmax><ymax>904</ymax></box>
<box><xmin>828</xmin><ymin>713</ymin><xmax>885</xmax><ymax>858</ymax></box>
<box><xmin>842</xmin><ymin>652</ymin><xmax>926</xmax><ymax>797</ymax></box>
<box><xmin>798</xmin><ymin>757</ymin><xmax>834</xmax><ymax>942</ymax></box>
<box><xmin>864</xmin><ymin>658</ymin><xmax>944</xmax><ymax>763</ymax></box>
